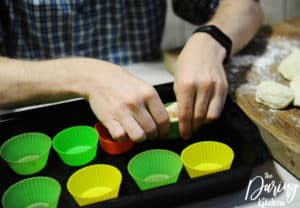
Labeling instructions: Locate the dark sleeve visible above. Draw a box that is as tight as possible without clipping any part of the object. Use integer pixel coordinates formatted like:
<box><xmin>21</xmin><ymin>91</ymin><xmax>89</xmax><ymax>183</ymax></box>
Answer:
<box><xmin>0</xmin><ymin>3</ymin><xmax>6</xmax><ymax>55</ymax></box>
<box><xmin>0</xmin><ymin>1</ymin><xmax>10</xmax><ymax>56</ymax></box>
<box><xmin>0</xmin><ymin>19</ymin><xmax>4</xmax><ymax>55</ymax></box>
<box><xmin>172</xmin><ymin>0</ymin><xmax>220</xmax><ymax>25</ymax></box>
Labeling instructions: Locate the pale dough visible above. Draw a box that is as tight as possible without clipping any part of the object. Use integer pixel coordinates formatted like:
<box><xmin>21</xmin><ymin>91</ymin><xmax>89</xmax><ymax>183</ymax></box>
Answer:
<box><xmin>165</xmin><ymin>102</ymin><xmax>178</xmax><ymax>122</ymax></box>
<box><xmin>255</xmin><ymin>81</ymin><xmax>294</xmax><ymax>109</ymax></box>
<box><xmin>290</xmin><ymin>75</ymin><xmax>300</xmax><ymax>107</ymax></box>
<box><xmin>278</xmin><ymin>48</ymin><xmax>300</xmax><ymax>80</ymax></box>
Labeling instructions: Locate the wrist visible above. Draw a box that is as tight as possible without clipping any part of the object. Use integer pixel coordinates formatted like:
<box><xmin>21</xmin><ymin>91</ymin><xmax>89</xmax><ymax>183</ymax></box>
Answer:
<box><xmin>27</xmin><ymin>57</ymin><xmax>90</xmax><ymax>100</ymax></box>
<box><xmin>59</xmin><ymin>57</ymin><xmax>94</xmax><ymax>99</ymax></box>
<box><xmin>192</xmin><ymin>25</ymin><xmax>232</xmax><ymax>64</ymax></box>
<box><xmin>188</xmin><ymin>32</ymin><xmax>227</xmax><ymax>63</ymax></box>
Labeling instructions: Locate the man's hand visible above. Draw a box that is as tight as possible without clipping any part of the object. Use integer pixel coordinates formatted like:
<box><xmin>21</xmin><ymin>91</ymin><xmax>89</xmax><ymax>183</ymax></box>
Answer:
<box><xmin>0</xmin><ymin>57</ymin><xmax>170</xmax><ymax>142</ymax></box>
<box><xmin>174</xmin><ymin>33</ymin><xmax>228</xmax><ymax>140</ymax></box>
<box><xmin>173</xmin><ymin>0</ymin><xmax>263</xmax><ymax>140</ymax></box>
<box><xmin>80</xmin><ymin>59</ymin><xmax>170</xmax><ymax>142</ymax></box>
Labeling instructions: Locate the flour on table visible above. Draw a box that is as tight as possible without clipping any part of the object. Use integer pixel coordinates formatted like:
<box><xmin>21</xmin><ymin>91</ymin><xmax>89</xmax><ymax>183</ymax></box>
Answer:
<box><xmin>291</xmin><ymin>115</ymin><xmax>300</xmax><ymax>128</ymax></box>
<box><xmin>227</xmin><ymin>37</ymin><xmax>300</xmax><ymax>109</ymax></box>
<box><xmin>228</xmin><ymin>37</ymin><xmax>300</xmax><ymax>93</ymax></box>
<box><xmin>226</xmin><ymin>36</ymin><xmax>300</xmax><ymax>112</ymax></box>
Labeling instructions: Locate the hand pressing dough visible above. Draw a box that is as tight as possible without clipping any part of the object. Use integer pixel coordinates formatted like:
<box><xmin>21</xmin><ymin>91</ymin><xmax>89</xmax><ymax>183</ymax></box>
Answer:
<box><xmin>278</xmin><ymin>48</ymin><xmax>300</xmax><ymax>80</ymax></box>
<box><xmin>255</xmin><ymin>81</ymin><xmax>294</xmax><ymax>109</ymax></box>
<box><xmin>290</xmin><ymin>75</ymin><xmax>300</xmax><ymax>107</ymax></box>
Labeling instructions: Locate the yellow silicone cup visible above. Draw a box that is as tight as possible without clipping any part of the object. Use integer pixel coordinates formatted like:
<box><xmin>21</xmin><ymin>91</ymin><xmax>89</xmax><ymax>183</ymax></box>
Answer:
<box><xmin>67</xmin><ymin>164</ymin><xmax>122</xmax><ymax>206</ymax></box>
<box><xmin>181</xmin><ymin>141</ymin><xmax>234</xmax><ymax>179</ymax></box>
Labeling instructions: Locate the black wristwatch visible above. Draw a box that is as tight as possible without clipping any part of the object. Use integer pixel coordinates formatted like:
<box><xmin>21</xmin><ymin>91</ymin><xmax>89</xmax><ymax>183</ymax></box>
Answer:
<box><xmin>193</xmin><ymin>25</ymin><xmax>232</xmax><ymax>64</ymax></box>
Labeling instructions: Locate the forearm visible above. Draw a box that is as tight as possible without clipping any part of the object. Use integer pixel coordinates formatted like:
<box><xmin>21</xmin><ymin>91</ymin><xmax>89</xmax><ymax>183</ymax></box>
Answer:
<box><xmin>0</xmin><ymin>56</ymin><xmax>88</xmax><ymax>108</ymax></box>
<box><xmin>207</xmin><ymin>0</ymin><xmax>263</xmax><ymax>54</ymax></box>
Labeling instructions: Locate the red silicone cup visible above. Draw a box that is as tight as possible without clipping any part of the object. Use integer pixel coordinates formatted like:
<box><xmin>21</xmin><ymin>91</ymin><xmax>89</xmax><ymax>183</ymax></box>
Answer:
<box><xmin>94</xmin><ymin>122</ymin><xmax>134</xmax><ymax>155</ymax></box>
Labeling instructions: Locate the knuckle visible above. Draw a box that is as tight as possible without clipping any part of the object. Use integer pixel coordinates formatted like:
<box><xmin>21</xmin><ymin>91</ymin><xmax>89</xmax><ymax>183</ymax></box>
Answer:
<box><xmin>222</xmin><ymin>81</ymin><xmax>229</xmax><ymax>93</ymax></box>
<box><xmin>156</xmin><ymin>111</ymin><xmax>170</xmax><ymax>126</ymax></box>
<box><xmin>113</xmin><ymin>130</ymin><xmax>127</xmax><ymax>141</ymax></box>
<box><xmin>142</xmin><ymin>85</ymin><xmax>157</xmax><ymax>100</ymax></box>
<box><xmin>199</xmin><ymin>78</ymin><xmax>215</xmax><ymax>90</ymax></box>
<box><xmin>175</xmin><ymin>79</ymin><xmax>196</xmax><ymax>93</ymax></box>
<box><xmin>112</xmin><ymin>103</ymin><xmax>124</xmax><ymax>115</ymax></box>
<box><xmin>178</xmin><ymin>111</ymin><xmax>192</xmax><ymax>122</ymax></box>
<box><xmin>145</xmin><ymin>125</ymin><xmax>157</xmax><ymax>137</ymax></box>
<box><xmin>124</xmin><ymin>95</ymin><xmax>142</xmax><ymax>111</ymax></box>
<box><xmin>194</xmin><ymin>114</ymin><xmax>206</xmax><ymax>123</ymax></box>
<box><xmin>216</xmin><ymin>78</ymin><xmax>228</xmax><ymax>92</ymax></box>
<box><xmin>207</xmin><ymin>112</ymin><xmax>220</xmax><ymax>121</ymax></box>
<box><xmin>131</xmin><ymin>132</ymin><xmax>146</xmax><ymax>143</ymax></box>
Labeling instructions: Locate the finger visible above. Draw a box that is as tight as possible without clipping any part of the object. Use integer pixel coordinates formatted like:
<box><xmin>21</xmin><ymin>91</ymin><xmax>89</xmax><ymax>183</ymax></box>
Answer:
<box><xmin>104</xmin><ymin>119</ymin><xmax>129</xmax><ymax>142</ymax></box>
<box><xmin>146</xmin><ymin>91</ymin><xmax>170</xmax><ymax>139</ymax></box>
<box><xmin>119</xmin><ymin>111</ymin><xmax>146</xmax><ymax>143</ymax></box>
<box><xmin>174</xmin><ymin>82</ymin><xmax>195</xmax><ymax>140</ymax></box>
<box><xmin>206</xmin><ymin>85</ymin><xmax>227</xmax><ymax>121</ymax></box>
<box><xmin>193</xmin><ymin>82</ymin><xmax>213</xmax><ymax>131</ymax></box>
<box><xmin>133</xmin><ymin>104</ymin><xmax>158</xmax><ymax>140</ymax></box>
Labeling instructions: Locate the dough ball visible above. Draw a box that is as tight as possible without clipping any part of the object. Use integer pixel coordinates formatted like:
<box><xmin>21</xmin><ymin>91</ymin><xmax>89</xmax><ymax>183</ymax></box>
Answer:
<box><xmin>165</xmin><ymin>102</ymin><xmax>178</xmax><ymax>122</ymax></box>
<box><xmin>290</xmin><ymin>75</ymin><xmax>300</xmax><ymax>107</ymax></box>
<box><xmin>255</xmin><ymin>81</ymin><xmax>294</xmax><ymax>109</ymax></box>
<box><xmin>278</xmin><ymin>48</ymin><xmax>300</xmax><ymax>80</ymax></box>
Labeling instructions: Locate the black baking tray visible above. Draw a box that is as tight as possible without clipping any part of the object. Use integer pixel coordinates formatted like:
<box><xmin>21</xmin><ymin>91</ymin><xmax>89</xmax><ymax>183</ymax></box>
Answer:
<box><xmin>0</xmin><ymin>83</ymin><xmax>268</xmax><ymax>208</ymax></box>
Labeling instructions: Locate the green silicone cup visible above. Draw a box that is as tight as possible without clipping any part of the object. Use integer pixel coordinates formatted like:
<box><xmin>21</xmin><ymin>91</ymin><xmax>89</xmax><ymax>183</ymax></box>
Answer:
<box><xmin>52</xmin><ymin>125</ymin><xmax>99</xmax><ymax>166</ymax></box>
<box><xmin>0</xmin><ymin>132</ymin><xmax>52</xmax><ymax>175</ymax></box>
<box><xmin>127</xmin><ymin>149</ymin><xmax>183</xmax><ymax>191</ymax></box>
<box><xmin>168</xmin><ymin>119</ymin><xmax>179</xmax><ymax>139</ymax></box>
<box><xmin>2</xmin><ymin>176</ymin><xmax>61</xmax><ymax>208</ymax></box>
<box><xmin>164</xmin><ymin>102</ymin><xmax>180</xmax><ymax>139</ymax></box>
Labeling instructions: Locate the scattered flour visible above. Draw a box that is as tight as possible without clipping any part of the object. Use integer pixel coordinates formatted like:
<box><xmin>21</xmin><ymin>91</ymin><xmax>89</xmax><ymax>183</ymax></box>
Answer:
<box><xmin>227</xmin><ymin>36</ymin><xmax>300</xmax><ymax>124</ymax></box>
<box><xmin>229</xmin><ymin>37</ymin><xmax>300</xmax><ymax>83</ymax></box>
<box><xmin>269</xmin><ymin>109</ymin><xmax>279</xmax><ymax>113</ymax></box>
<box><xmin>263</xmin><ymin>115</ymin><xmax>277</xmax><ymax>124</ymax></box>
<box><xmin>227</xmin><ymin>37</ymin><xmax>300</xmax><ymax>102</ymax></box>
<box><xmin>291</xmin><ymin>115</ymin><xmax>300</xmax><ymax>128</ymax></box>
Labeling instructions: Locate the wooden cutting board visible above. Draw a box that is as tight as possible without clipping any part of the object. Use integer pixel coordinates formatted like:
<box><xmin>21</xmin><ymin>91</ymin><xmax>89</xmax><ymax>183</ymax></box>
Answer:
<box><xmin>163</xmin><ymin>19</ymin><xmax>300</xmax><ymax>179</ymax></box>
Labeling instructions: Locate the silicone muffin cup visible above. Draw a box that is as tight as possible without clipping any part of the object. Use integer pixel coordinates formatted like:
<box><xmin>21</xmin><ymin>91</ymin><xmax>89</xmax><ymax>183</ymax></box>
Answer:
<box><xmin>127</xmin><ymin>149</ymin><xmax>183</xmax><ymax>191</ymax></box>
<box><xmin>67</xmin><ymin>164</ymin><xmax>122</xmax><ymax>206</ymax></box>
<box><xmin>53</xmin><ymin>126</ymin><xmax>98</xmax><ymax>166</ymax></box>
<box><xmin>181</xmin><ymin>141</ymin><xmax>234</xmax><ymax>179</ymax></box>
<box><xmin>2</xmin><ymin>176</ymin><xmax>61</xmax><ymax>208</ymax></box>
<box><xmin>95</xmin><ymin>122</ymin><xmax>134</xmax><ymax>155</ymax></box>
<box><xmin>0</xmin><ymin>132</ymin><xmax>52</xmax><ymax>175</ymax></box>
<box><xmin>165</xmin><ymin>102</ymin><xmax>180</xmax><ymax>139</ymax></box>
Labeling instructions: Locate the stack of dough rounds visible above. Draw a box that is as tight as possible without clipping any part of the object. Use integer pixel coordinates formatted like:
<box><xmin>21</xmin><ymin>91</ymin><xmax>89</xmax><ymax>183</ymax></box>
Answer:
<box><xmin>278</xmin><ymin>48</ymin><xmax>300</xmax><ymax>80</ymax></box>
<box><xmin>290</xmin><ymin>75</ymin><xmax>300</xmax><ymax>107</ymax></box>
<box><xmin>255</xmin><ymin>48</ymin><xmax>300</xmax><ymax>109</ymax></box>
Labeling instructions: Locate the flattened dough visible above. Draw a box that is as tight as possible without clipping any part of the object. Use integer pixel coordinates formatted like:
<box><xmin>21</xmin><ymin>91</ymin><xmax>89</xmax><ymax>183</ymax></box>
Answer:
<box><xmin>290</xmin><ymin>75</ymin><xmax>300</xmax><ymax>107</ymax></box>
<box><xmin>165</xmin><ymin>102</ymin><xmax>178</xmax><ymax>122</ymax></box>
<box><xmin>255</xmin><ymin>81</ymin><xmax>294</xmax><ymax>109</ymax></box>
<box><xmin>278</xmin><ymin>48</ymin><xmax>300</xmax><ymax>80</ymax></box>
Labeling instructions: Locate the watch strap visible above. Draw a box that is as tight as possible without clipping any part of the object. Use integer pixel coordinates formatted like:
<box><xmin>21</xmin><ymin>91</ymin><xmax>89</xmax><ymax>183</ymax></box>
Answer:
<box><xmin>193</xmin><ymin>25</ymin><xmax>232</xmax><ymax>64</ymax></box>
